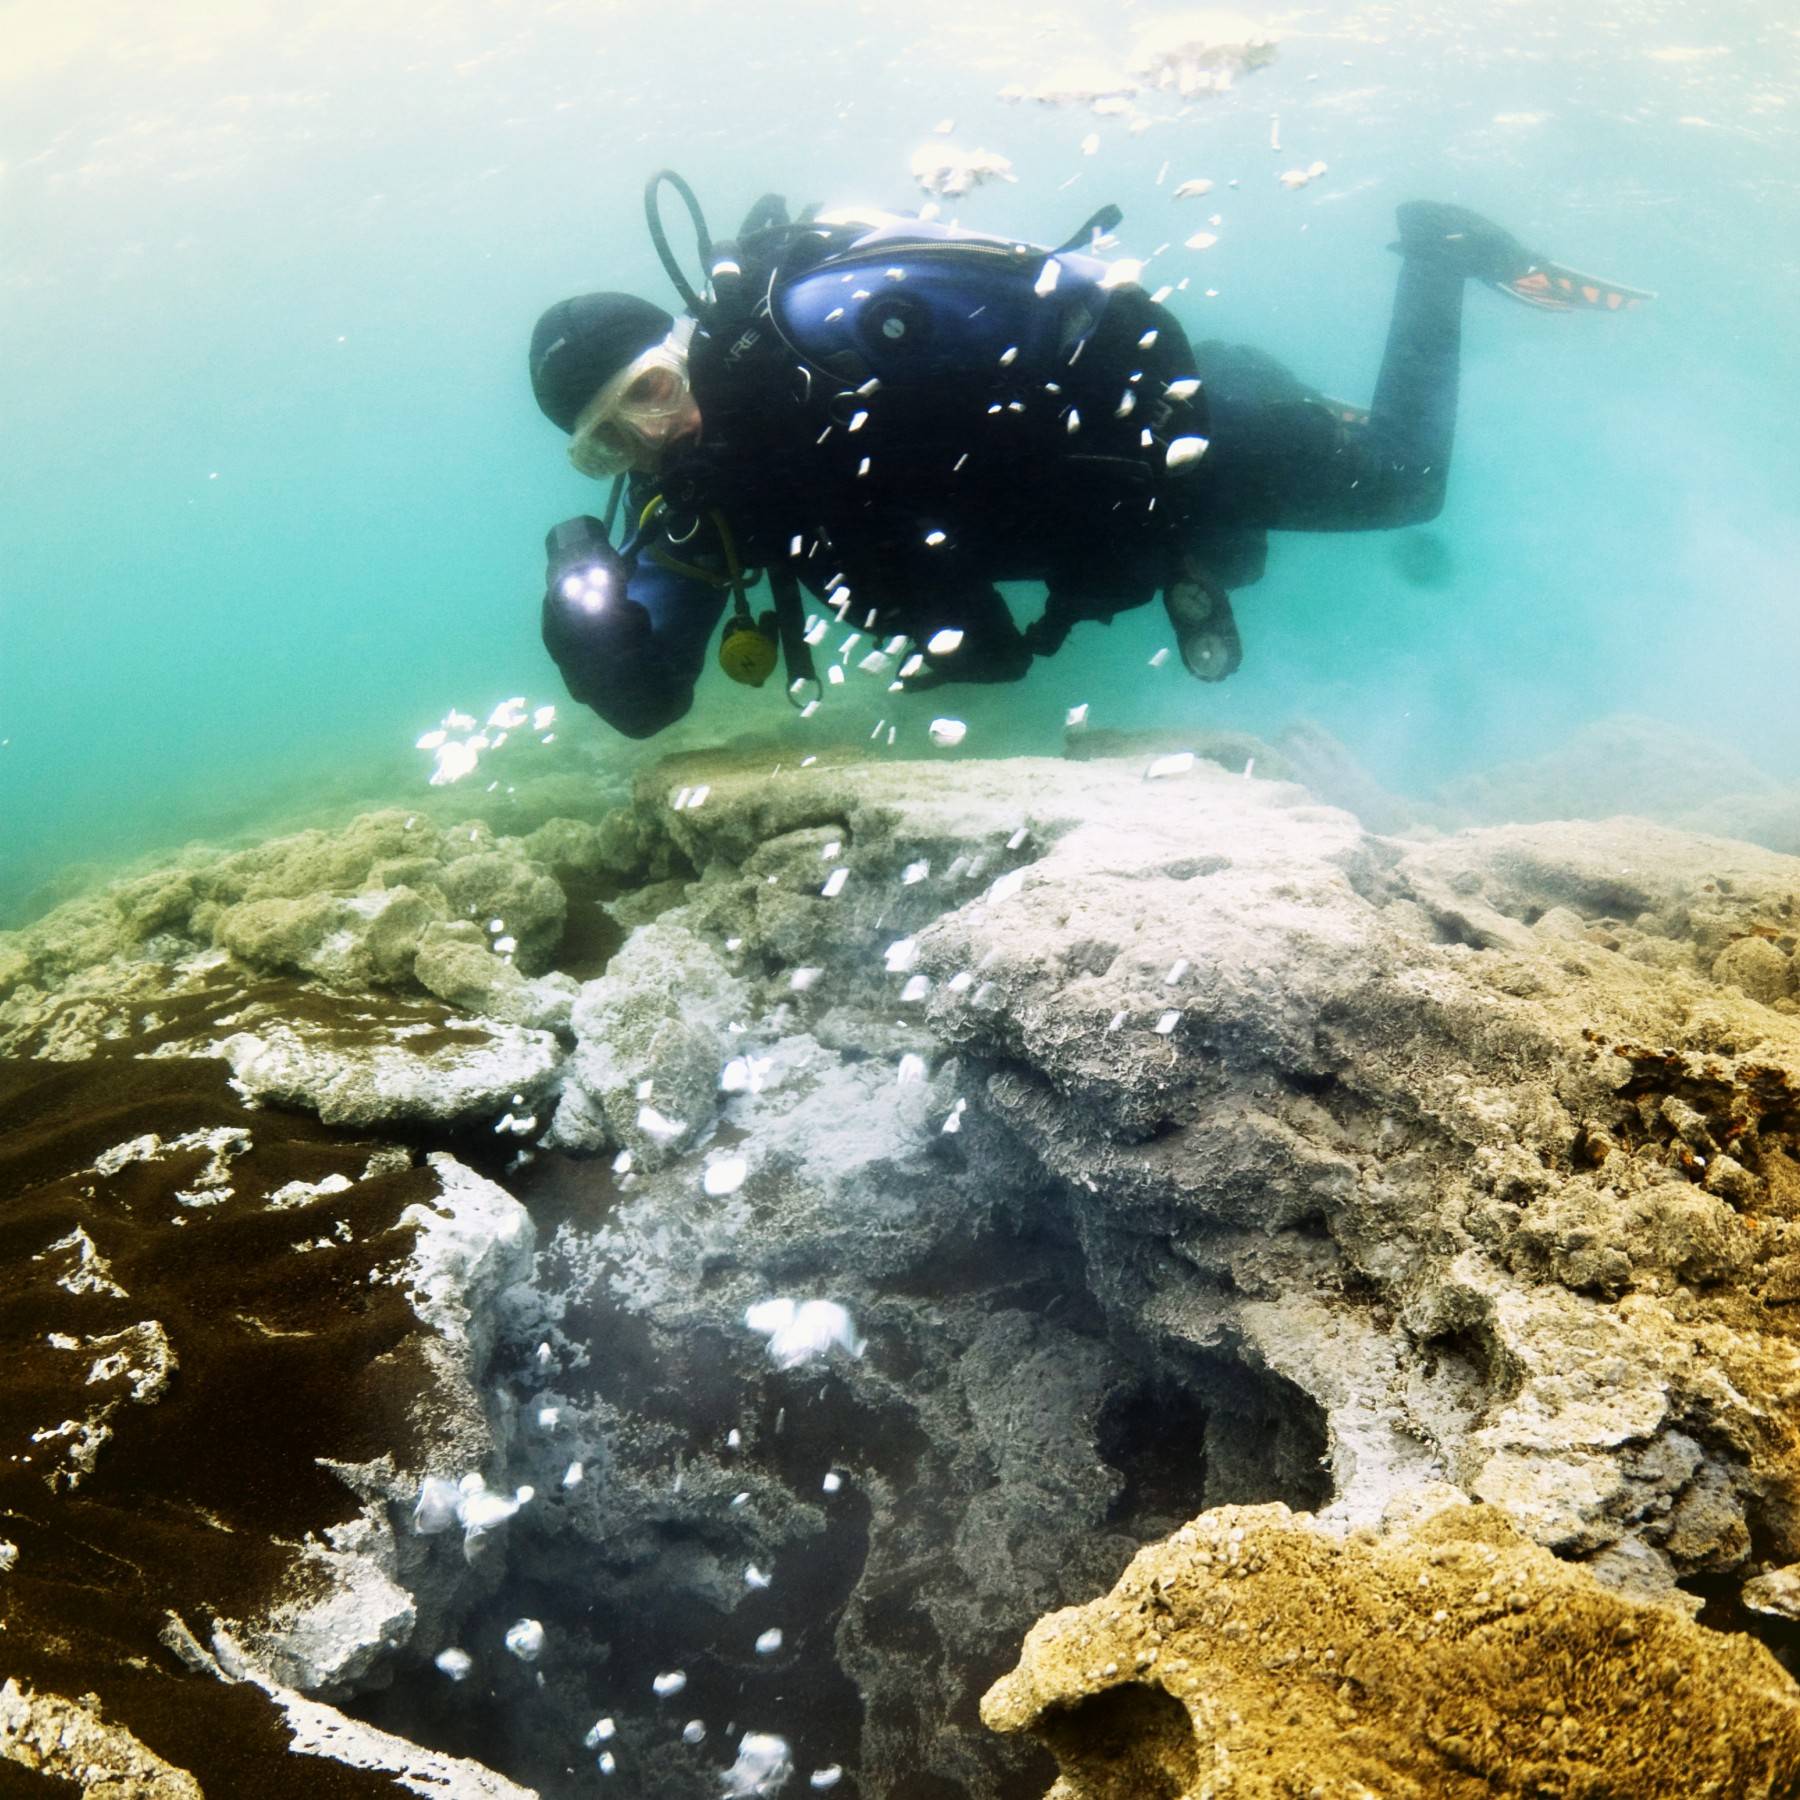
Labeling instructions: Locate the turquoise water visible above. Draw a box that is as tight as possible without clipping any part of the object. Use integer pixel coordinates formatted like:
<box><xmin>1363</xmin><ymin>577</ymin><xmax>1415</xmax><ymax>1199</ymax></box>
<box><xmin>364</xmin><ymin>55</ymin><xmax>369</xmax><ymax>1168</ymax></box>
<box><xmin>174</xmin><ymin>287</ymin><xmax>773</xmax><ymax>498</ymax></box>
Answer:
<box><xmin>4</xmin><ymin>0</ymin><xmax>1797</xmax><ymax>923</ymax></box>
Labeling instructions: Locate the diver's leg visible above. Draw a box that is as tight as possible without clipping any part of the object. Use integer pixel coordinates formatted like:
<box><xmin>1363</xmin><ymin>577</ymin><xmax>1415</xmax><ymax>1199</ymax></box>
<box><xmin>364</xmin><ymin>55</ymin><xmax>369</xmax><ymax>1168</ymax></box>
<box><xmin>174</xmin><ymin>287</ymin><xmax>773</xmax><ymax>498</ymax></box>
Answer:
<box><xmin>1187</xmin><ymin>207</ymin><xmax>1532</xmax><ymax>535</ymax></box>
<box><xmin>903</xmin><ymin>579</ymin><xmax>1033</xmax><ymax>687</ymax></box>
<box><xmin>1356</xmin><ymin>203</ymin><xmax>1550</xmax><ymax>518</ymax></box>
<box><xmin>1357</xmin><ymin>254</ymin><xmax>1467</xmax><ymax>524</ymax></box>
<box><xmin>1237</xmin><ymin>250</ymin><xmax>1469</xmax><ymax>532</ymax></box>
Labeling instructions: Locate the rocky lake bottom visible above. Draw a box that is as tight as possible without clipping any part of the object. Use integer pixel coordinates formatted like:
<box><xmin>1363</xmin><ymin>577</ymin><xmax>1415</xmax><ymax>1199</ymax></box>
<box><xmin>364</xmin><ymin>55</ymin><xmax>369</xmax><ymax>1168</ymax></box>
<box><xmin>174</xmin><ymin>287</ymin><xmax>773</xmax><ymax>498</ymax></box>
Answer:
<box><xmin>6</xmin><ymin>713</ymin><xmax>1800</xmax><ymax>1797</ymax></box>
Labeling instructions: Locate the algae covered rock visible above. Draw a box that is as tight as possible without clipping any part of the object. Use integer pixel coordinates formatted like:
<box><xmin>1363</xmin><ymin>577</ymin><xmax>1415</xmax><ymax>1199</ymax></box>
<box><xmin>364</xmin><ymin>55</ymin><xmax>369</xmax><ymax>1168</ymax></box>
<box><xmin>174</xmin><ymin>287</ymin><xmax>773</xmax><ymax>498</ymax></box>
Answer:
<box><xmin>0</xmin><ymin>1678</ymin><xmax>204</xmax><ymax>1797</ymax></box>
<box><xmin>2</xmin><ymin>802</ymin><xmax>593</xmax><ymax>1023</ymax></box>
<box><xmin>547</xmin><ymin>915</ymin><xmax>751</xmax><ymax>1161</ymax></box>
<box><xmin>434</xmin><ymin>851</ymin><xmax>566</xmax><ymax>975</ymax></box>
<box><xmin>214</xmin><ymin>886</ymin><xmax>440</xmax><ymax>986</ymax></box>
<box><xmin>412</xmin><ymin>921</ymin><xmax>578</xmax><ymax>1032</ymax></box>
<box><xmin>0</xmin><ymin>1052</ymin><xmax>534</xmax><ymax>1793</ymax></box>
<box><xmin>1714</xmin><ymin>933</ymin><xmax>1796</xmax><ymax>1006</ymax></box>
<box><xmin>16</xmin><ymin>733</ymin><xmax>1800</xmax><ymax>1795</ymax></box>
<box><xmin>982</xmin><ymin>1498</ymin><xmax>1800</xmax><ymax>1798</ymax></box>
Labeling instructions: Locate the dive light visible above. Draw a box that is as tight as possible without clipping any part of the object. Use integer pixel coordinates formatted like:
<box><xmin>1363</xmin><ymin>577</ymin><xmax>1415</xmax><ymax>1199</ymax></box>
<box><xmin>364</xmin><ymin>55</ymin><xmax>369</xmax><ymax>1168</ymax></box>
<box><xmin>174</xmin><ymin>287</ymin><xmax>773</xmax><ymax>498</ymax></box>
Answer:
<box><xmin>545</xmin><ymin>515</ymin><xmax>628</xmax><ymax>614</ymax></box>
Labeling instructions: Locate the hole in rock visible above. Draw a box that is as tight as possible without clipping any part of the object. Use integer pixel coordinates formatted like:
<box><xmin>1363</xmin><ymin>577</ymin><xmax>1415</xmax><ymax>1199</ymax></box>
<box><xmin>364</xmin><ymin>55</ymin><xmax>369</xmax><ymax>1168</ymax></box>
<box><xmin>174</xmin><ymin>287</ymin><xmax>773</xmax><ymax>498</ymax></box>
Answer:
<box><xmin>1281</xmin><ymin>1209</ymin><xmax>1332</xmax><ymax>1239</ymax></box>
<box><xmin>1418</xmin><ymin>1325</ymin><xmax>1508</xmax><ymax>1405</ymax></box>
<box><xmin>346</xmin><ymin>1159</ymin><xmax>1329</xmax><ymax>1795</ymax></box>
<box><xmin>1038</xmin><ymin>1681</ymin><xmax>1198</xmax><ymax>1799</ymax></box>
<box><xmin>552</xmin><ymin>870</ymin><xmax>629</xmax><ymax>980</ymax></box>
<box><xmin>1679</xmin><ymin>1566</ymin><xmax>1800</xmax><ymax>1682</ymax></box>
<box><xmin>1430</xmin><ymin>912</ymin><xmax>1493</xmax><ymax>951</ymax></box>
<box><xmin>1098</xmin><ymin>1360</ymin><xmax>1331</xmax><ymax>1541</ymax></box>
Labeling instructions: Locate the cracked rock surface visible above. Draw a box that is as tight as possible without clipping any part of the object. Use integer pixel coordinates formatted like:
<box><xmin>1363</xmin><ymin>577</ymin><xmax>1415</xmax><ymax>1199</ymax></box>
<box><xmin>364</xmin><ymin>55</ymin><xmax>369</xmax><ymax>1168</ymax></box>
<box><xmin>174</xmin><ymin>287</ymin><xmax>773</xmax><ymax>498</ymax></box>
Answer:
<box><xmin>499</xmin><ymin>751</ymin><xmax>1800</xmax><ymax>1791</ymax></box>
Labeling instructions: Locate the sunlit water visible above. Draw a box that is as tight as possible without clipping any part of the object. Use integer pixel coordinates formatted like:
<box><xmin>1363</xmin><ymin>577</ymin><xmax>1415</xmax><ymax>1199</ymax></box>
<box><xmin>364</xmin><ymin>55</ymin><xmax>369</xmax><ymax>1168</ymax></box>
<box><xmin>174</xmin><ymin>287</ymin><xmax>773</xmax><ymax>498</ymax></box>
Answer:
<box><xmin>6</xmin><ymin>0</ymin><xmax>1798</xmax><ymax>920</ymax></box>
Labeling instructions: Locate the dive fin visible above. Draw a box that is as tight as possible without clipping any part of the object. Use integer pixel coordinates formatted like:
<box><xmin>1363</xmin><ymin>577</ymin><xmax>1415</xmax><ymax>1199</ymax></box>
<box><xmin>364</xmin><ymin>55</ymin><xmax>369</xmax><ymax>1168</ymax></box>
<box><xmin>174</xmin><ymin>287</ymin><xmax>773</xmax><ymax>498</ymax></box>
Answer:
<box><xmin>1053</xmin><ymin>203</ymin><xmax>1123</xmax><ymax>255</ymax></box>
<box><xmin>1164</xmin><ymin>559</ymin><xmax>1243</xmax><ymax>683</ymax></box>
<box><xmin>1390</xmin><ymin>203</ymin><xmax>1655</xmax><ymax>313</ymax></box>
<box><xmin>1487</xmin><ymin>257</ymin><xmax>1658</xmax><ymax>312</ymax></box>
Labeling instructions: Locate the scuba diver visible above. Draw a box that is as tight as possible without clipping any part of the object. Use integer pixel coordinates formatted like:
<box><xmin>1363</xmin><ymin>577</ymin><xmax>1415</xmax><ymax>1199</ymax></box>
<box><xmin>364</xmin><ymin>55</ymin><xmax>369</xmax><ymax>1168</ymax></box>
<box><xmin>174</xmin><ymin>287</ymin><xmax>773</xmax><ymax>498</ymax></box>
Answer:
<box><xmin>528</xmin><ymin>176</ymin><xmax>1651</xmax><ymax>739</ymax></box>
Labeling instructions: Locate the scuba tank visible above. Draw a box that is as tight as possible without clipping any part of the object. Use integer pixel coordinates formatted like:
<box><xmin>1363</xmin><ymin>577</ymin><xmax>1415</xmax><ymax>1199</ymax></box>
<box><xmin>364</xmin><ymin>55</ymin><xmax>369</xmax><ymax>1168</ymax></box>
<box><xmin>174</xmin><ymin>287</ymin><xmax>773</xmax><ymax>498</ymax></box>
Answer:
<box><xmin>636</xmin><ymin>171</ymin><xmax>1198</xmax><ymax>684</ymax></box>
<box><xmin>646</xmin><ymin>171</ymin><xmax>1152</xmax><ymax>529</ymax></box>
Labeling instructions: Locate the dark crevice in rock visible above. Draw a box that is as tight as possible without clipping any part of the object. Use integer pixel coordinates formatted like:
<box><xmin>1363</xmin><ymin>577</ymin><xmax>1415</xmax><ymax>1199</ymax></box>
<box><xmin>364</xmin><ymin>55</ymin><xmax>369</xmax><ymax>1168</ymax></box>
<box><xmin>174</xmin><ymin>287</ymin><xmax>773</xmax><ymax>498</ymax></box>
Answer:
<box><xmin>550</xmin><ymin>871</ymin><xmax>631</xmax><ymax>982</ymax></box>
<box><xmin>1427</xmin><ymin>907</ymin><xmax>1500</xmax><ymax>952</ymax></box>
<box><xmin>1416</xmin><ymin>1326</ymin><xmax>1500</xmax><ymax>1395</ymax></box>
<box><xmin>1036</xmin><ymin>1681</ymin><xmax>1198</xmax><ymax>1800</ymax></box>
<box><xmin>1280</xmin><ymin>1210</ymin><xmax>1333</xmax><ymax>1239</ymax></box>
<box><xmin>507</xmin><ymin>1147</ymin><xmax>630</xmax><ymax>1241</ymax></box>
<box><xmin>1097</xmin><ymin>1378</ymin><xmax>1209</xmax><ymax>1534</ymax></box>
<box><xmin>1681</xmin><ymin>1567</ymin><xmax>1800</xmax><ymax>1680</ymax></box>
<box><xmin>1280</xmin><ymin>1064</ymin><xmax>1343</xmax><ymax>1103</ymax></box>
<box><xmin>350</xmin><ymin>1308</ymin><xmax>884</xmax><ymax>1793</ymax></box>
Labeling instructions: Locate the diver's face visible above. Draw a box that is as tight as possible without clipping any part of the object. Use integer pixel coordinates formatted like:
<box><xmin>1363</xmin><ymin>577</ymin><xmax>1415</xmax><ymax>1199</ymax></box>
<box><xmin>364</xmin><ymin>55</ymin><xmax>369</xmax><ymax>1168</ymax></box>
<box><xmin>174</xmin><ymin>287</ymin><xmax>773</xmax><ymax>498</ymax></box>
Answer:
<box><xmin>609</xmin><ymin>364</ymin><xmax>701</xmax><ymax>474</ymax></box>
<box><xmin>626</xmin><ymin>388</ymin><xmax>702</xmax><ymax>474</ymax></box>
<box><xmin>569</xmin><ymin>358</ymin><xmax>703</xmax><ymax>478</ymax></box>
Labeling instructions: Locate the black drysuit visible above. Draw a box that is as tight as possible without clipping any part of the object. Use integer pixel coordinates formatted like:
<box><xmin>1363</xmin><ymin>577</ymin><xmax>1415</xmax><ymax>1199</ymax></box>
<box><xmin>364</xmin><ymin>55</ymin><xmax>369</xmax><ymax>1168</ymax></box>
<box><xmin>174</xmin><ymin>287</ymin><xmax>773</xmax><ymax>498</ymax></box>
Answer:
<box><xmin>541</xmin><ymin>225</ymin><xmax>1465</xmax><ymax>739</ymax></box>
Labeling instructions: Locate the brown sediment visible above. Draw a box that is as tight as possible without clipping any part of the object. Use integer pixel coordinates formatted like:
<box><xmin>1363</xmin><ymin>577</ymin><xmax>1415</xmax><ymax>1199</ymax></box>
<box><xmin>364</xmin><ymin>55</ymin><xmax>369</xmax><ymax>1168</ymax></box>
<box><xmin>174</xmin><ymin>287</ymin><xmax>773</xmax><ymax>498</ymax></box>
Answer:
<box><xmin>0</xmin><ymin>1053</ymin><xmax>447</xmax><ymax>1794</ymax></box>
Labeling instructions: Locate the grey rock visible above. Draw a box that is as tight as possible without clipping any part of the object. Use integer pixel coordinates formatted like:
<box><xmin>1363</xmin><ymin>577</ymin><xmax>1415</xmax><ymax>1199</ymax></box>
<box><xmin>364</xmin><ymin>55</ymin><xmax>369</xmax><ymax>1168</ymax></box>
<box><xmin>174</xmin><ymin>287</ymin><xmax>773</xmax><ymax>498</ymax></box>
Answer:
<box><xmin>494</xmin><ymin>749</ymin><xmax>1800</xmax><ymax>1795</ymax></box>
<box><xmin>546</xmin><ymin>917</ymin><xmax>751</xmax><ymax>1160</ymax></box>
<box><xmin>413</xmin><ymin>923</ymin><xmax>578</xmax><ymax>1033</ymax></box>
<box><xmin>219</xmin><ymin>1014</ymin><xmax>561</xmax><ymax>1129</ymax></box>
<box><xmin>434</xmin><ymin>853</ymin><xmax>566</xmax><ymax>976</ymax></box>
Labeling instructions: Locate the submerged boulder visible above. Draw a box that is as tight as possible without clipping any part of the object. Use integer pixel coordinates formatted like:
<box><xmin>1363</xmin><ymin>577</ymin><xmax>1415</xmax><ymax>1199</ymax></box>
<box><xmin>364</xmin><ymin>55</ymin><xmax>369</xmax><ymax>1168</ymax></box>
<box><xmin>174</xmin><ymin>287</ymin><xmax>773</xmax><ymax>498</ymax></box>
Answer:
<box><xmin>982</xmin><ymin>1497</ymin><xmax>1800</xmax><ymax>1798</ymax></box>
<box><xmin>218</xmin><ymin>1009</ymin><xmax>561</xmax><ymax>1130</ymax></box>
<box><xmin>214</xmin><ymin>885</ymin><xmax>440</xmax><ymax>986</ymax></box>
<box><xmin>546</xmin><ymin>915</ymin><xmax>752</xmax><ymax>1162</ymax></box>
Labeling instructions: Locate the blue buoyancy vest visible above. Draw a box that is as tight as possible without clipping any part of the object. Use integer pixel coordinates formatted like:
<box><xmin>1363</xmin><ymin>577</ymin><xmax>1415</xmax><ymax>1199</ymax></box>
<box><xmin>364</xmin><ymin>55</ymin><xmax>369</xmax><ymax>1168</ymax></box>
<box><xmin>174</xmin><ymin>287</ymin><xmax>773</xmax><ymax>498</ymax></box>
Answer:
<box><xmin>679</xmin><ymin>210</ymin><xmax>1207</xmax><ymax>585</ymax></box>
<box><xmin>770</xmin><ymin>211</ymin><xmax>1115</xmax><ymax>392</ymax></box>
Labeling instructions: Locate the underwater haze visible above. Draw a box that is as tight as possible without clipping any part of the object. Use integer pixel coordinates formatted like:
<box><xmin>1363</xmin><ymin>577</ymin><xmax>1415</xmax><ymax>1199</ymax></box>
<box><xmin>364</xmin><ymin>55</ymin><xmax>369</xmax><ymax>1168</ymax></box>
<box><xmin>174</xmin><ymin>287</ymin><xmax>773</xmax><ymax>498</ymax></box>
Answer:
<box><xmin>3</xmin><ymin>0</ymin><xmax>1799</xmax><ymax>920</ymax></box>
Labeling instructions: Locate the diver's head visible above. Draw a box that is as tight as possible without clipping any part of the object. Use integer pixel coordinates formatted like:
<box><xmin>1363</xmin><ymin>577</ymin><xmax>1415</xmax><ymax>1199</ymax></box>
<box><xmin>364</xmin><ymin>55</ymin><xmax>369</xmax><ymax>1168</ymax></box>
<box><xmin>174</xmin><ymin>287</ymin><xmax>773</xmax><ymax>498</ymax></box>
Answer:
<box><xmin>528</xmin><ymin>293</ymin><xmax>702</xmax><ymax>477</ymax></box>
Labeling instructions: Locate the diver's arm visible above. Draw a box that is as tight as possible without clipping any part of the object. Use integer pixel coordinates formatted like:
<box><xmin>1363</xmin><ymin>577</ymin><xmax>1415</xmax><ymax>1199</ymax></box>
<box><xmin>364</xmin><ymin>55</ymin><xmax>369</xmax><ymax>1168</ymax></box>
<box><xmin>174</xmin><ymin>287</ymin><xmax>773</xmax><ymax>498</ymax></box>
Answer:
<box><xmin>541</xmin><ymin>535</ymin><xmax>728</xmax><ymax>740</ymax></box>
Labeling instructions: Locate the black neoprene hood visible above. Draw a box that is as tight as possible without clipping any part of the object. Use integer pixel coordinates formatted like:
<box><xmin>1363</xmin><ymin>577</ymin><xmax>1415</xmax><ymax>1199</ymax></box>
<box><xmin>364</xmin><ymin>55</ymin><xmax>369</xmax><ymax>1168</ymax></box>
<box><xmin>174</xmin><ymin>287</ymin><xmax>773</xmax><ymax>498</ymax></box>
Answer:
<box><xmin>529</xmin><ymin>292</ymin><xmax>675</xmax><ymax>433</ymax></box>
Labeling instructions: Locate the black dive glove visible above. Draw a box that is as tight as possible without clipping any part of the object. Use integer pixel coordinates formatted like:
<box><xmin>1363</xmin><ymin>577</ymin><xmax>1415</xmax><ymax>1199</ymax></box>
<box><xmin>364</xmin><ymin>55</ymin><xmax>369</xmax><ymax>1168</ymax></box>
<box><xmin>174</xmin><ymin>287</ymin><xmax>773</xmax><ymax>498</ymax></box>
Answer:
<box><xmin>540</xmin><ymin>516</ymin><xmax>651</xmax><ymax>685</ymax></box>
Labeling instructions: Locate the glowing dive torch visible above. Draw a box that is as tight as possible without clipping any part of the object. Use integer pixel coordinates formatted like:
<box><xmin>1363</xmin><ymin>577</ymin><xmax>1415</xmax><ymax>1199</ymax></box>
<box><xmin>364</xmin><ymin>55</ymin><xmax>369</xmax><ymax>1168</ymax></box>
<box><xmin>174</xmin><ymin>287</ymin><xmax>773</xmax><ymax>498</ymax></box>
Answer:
<box><xmin>545</xmin><ymin>515</ymin><xmax>628</xmax><ymax>616</ymax></box>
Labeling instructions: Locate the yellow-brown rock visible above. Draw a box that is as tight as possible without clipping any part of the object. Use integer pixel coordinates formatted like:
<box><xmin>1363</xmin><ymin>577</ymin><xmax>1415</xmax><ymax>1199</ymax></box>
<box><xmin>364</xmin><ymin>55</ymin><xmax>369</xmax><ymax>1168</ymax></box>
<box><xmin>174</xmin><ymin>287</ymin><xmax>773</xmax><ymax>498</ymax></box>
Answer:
<box><xmin>982</xmin><ymin>1499</ymin><xmax>1800</xmax><ymax>1798</ymax></box>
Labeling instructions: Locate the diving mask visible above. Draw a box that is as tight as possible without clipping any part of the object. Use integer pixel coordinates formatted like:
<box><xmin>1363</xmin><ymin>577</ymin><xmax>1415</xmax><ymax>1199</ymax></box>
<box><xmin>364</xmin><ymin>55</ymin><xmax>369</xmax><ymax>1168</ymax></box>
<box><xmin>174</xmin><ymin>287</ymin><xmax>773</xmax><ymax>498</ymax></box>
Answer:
<box><xmin>569</xmin><ymin>328</ymin><xmax>696</xmax><ymax>478</ymax></box>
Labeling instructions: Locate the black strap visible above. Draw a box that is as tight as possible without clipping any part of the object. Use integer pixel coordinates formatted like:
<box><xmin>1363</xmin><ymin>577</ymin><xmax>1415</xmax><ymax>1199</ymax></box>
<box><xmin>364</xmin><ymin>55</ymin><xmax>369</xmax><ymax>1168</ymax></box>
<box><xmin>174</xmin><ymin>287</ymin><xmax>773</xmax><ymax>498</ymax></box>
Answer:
<box><xmin>1052</xmin><ymin>204</ymin><xmax>1123</xmax><ymax>255</ymax></box>
<box><xmin>737</xmin><ymin>192</ymin><xmax>790</xmax><ymax>237</ymax></box>
<box><xmin>644</xmin><ymin>169</ymin><xmax>713</xmax><ymax>314</ymax></box>
<box><xmin>766</xmin><ymin>566</ymin><xmax>819</xmax><ymax>705</ymax></box>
